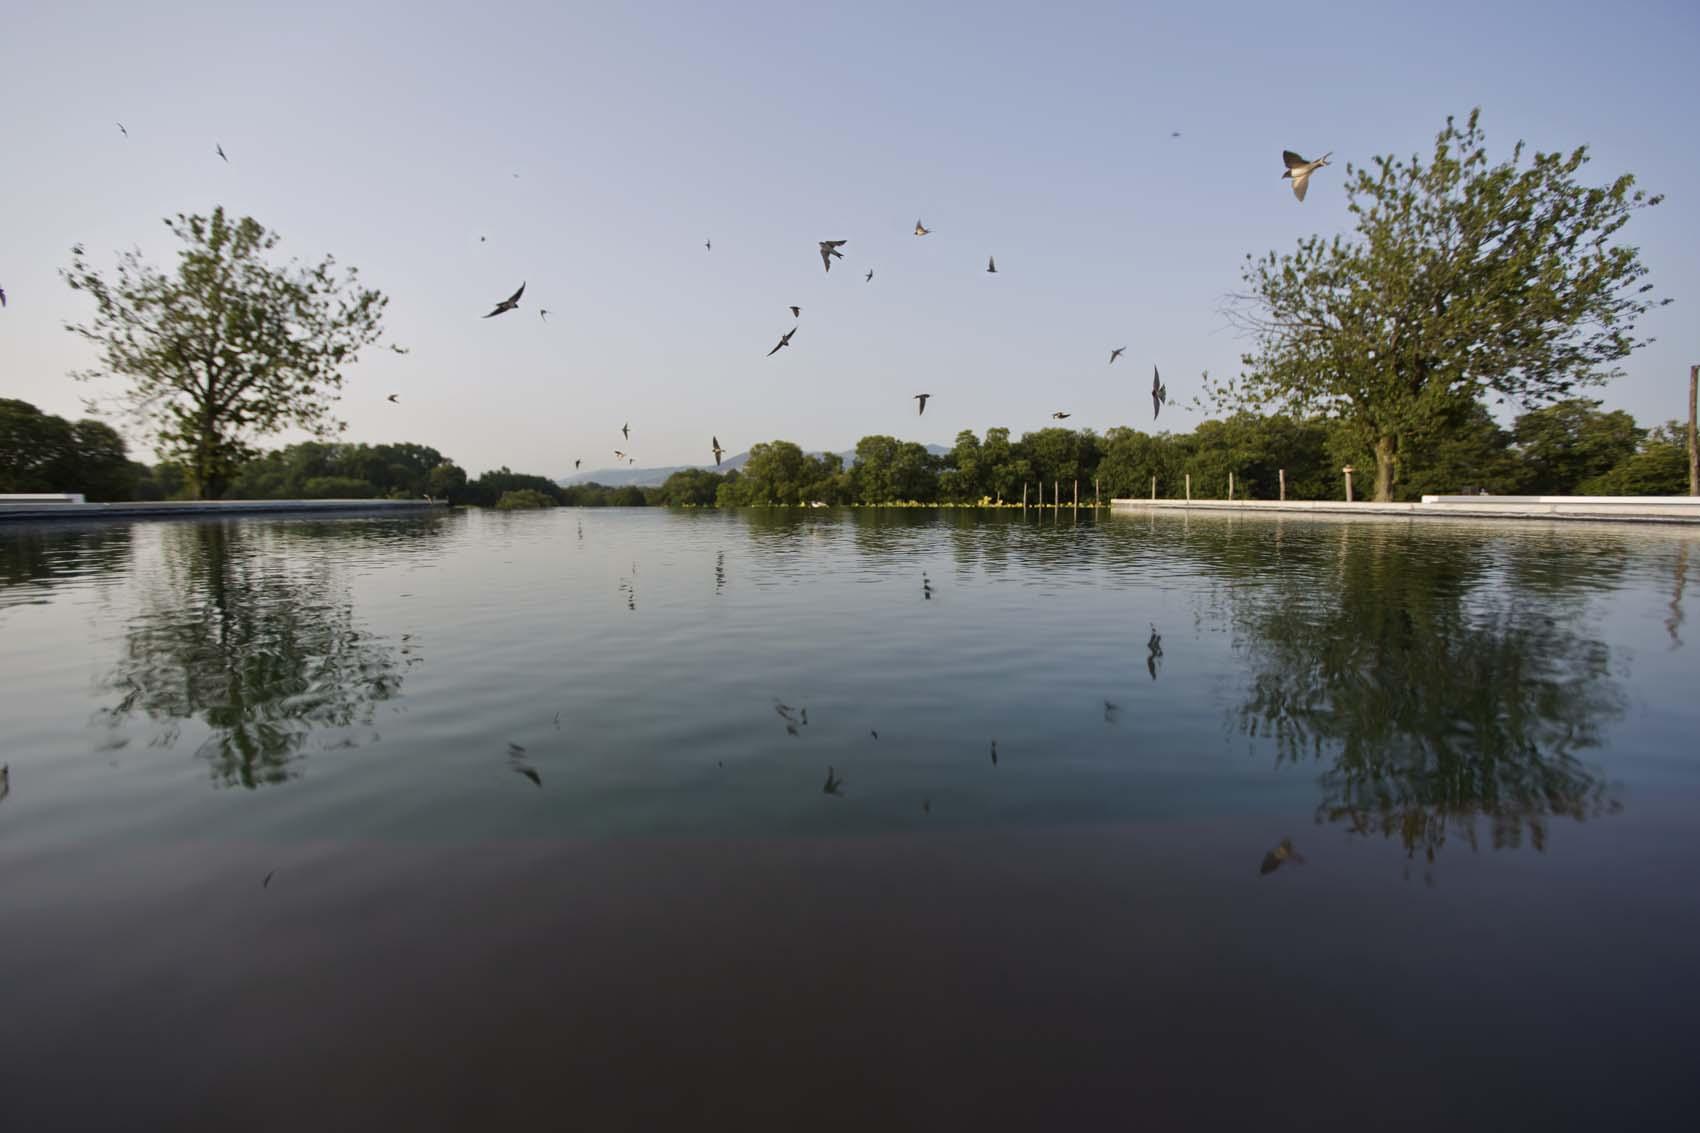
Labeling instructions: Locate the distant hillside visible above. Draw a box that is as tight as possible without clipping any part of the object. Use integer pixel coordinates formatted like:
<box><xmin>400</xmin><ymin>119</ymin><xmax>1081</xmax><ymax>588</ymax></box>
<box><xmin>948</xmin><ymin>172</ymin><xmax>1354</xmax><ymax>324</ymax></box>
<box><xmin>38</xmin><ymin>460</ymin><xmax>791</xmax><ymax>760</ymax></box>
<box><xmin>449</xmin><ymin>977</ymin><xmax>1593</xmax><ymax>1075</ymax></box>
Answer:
<box><xmin>560</xmin><ymin>445</ymin><xmax>949</xmax><ymax>489</ymax></box>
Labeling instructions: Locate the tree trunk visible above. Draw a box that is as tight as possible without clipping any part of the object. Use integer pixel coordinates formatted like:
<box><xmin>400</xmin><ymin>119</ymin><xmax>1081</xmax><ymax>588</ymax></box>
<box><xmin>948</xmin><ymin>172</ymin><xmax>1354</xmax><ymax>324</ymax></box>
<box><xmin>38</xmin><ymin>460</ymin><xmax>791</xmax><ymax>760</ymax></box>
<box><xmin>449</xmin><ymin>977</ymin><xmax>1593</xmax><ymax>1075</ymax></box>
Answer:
<box><xmin>1373</xmin><ymin>435</ymin><xmax>1397</xmax><ymax>502</ymax></box>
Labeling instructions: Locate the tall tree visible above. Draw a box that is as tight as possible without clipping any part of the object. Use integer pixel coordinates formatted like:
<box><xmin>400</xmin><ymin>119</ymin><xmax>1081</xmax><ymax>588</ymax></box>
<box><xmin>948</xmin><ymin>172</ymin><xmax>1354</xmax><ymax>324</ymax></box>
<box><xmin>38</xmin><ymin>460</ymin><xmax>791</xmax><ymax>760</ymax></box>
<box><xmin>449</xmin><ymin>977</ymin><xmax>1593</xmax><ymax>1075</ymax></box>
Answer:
<box><xmin>1216</xmin><ymin>109</ymin><xmax>1666</xmax><ymax>501</ymax></box>
<box><xmin>63</xmin><ymin>207</ymin><xmax>403</xmax><ymax>499</ymax></box>
<box><xmin>1511</xmin><ymin>398</ymin><xmax>1642</xmax><ymax>494</ymax></box>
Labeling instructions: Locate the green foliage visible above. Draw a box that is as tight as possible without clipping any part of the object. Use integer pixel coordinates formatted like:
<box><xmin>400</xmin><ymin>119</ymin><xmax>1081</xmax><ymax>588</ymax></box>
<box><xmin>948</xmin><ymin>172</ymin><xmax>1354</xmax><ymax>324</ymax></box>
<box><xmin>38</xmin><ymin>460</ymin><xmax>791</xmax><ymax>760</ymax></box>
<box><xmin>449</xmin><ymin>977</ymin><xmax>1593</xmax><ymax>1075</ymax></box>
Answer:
<box><xmin>228</xmin><ymin>441</ymin><xmax>460</xmax><ymax>502</ymax></box>
<box><xmin>63</xmin><ymin>206</ymin><xmax>403</xmax><ymax>498</ymax></box>
<box><xmin>654</xmin><ymin>467</ymin><xmax>728</xmax><ymax>506</ymax></box>
<box><xmin>1577</xmin><ymin>423</ymin><xmax>1690</xmax><ymax>496</ymax></box>
<box><xmin>1512</xmin><ymin>399</ymin><xmax>1643</xmax><ymax>494</ymax></box>
<box><xmin>0</xmin><ymin>398</ymin><xmax>138</xmax><ymax>500</ymax></box>
<box><xmin>716</xmin><ymin>441</ymin><xmax>845</xmax><ymax>505</ymax></box>
<box><xmin>850</xmin><ymin>436</ymin><xmax>939</xmax><ymax>503</ymax></box>
<box><xmin>462</xmin><ymin>467</ymin><xmax>564</xmax><ymax>508</ymax></box>
<box><xmin>1215</xmin><ymin>109</ymin><xmax>1665</xmax><ymax>500</ymax></box>
<box><xmin>494</xmin><ymin>488</ymin><xmax>557</xmax><ymax>510</ymax></box>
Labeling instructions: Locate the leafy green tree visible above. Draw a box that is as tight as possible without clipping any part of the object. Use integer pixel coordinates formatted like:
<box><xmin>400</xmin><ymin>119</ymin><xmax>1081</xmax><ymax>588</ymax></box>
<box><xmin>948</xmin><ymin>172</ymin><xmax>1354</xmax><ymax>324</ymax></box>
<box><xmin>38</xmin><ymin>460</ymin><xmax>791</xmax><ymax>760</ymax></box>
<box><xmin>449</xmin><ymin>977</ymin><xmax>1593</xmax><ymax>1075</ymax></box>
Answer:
<box><xmin>1215</xmin><ymin>109</ymin><xmax>1666</xmax><ymax>501</ymax></box>
<box><xmin>851</xmin><ymin>435</ymin><xmax>939</xmax><ymax>503</ymax></box>
<box><xmin>1579</xmin><ymin>422</ymin><xmax>1690</xmax><ymax>495</ymax></box>
<box><xmin>0</xmin><ymin>398</ymin><xmax>138</xmax><ymax>500</ymax></box>
<box><xmin>1327</xmin><ymin>400</ymin><xmax>1522</xmax><ymax>499</ymax></box>
<box><xmin>0</xmin><ymin>398</ymin><xmax>76</xmax><ymax>492</ymax></box>
<box><xmin>979</xmin><ymin>423</ymin><xmax>1026</xmax><ymax>500</ymax></box>
<box><xmin>463</xmin><ymin>467</ymin><xmax>565</xmax><ymax>507</ymax></box>
<box><xmin>425</xmin><ymin>461</ymin><xmax>467</xmax><ymax>503</ymax></box>
<box><xmin>1020</xmin><ymin>428</ymin><xmax>1098</xmax><ymax>494</ymax></box>
<box><xmin>726</xmin><ymin>441</ymin><xmax>810</xmax><ymax>504</ymax></box>
<box><xmin>64</xmin><ymin>207</ymin><xmax>403</xmax><ymax>498</ymax></box>
<box><xmin>301</xmin><ymin>476</ymin><xmax>376</xmax><ymax>499</ymax></box>
<box><xmin>940</xmin><ymin>430</ymin><xmax>986</xmax><ymax>502</ymax></box>
<box><xmin>1512</xmin><ymin>399</ymin><xmax>1643</xmax><ymax>494</ymax></box>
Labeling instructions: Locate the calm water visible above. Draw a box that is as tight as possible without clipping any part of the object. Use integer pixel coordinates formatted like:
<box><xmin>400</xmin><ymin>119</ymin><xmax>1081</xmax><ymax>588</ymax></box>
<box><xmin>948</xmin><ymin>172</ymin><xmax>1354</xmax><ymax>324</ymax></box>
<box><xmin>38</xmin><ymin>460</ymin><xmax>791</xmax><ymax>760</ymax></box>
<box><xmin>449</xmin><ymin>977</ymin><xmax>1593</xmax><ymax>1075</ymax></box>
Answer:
<box><xmin>3</xmin><ymin>508</ymin><xmax>1698</xmax><ymax>1129</ymax></box>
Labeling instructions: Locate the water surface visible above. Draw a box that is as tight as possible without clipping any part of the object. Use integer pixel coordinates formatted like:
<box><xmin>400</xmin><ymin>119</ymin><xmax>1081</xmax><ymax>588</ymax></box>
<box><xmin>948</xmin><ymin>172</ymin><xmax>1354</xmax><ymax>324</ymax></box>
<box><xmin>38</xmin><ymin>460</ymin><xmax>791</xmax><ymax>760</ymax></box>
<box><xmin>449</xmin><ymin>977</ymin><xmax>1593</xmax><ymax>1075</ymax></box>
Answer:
<box><xmin>2</xmin><ymin>508</ymin><xmax>1697</xmax><ymax>1129</ymax></box>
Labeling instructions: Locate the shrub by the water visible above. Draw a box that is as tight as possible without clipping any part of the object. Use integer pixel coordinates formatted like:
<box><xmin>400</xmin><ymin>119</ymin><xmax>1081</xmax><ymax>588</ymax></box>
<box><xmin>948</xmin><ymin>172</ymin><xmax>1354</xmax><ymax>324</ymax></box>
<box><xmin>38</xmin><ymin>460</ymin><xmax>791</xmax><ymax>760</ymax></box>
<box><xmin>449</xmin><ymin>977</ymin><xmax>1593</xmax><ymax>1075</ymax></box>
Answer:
<box><xmin>495</xmin><ymin>488</ymin><xmax>557</xmax><ymax>510</ymax></box>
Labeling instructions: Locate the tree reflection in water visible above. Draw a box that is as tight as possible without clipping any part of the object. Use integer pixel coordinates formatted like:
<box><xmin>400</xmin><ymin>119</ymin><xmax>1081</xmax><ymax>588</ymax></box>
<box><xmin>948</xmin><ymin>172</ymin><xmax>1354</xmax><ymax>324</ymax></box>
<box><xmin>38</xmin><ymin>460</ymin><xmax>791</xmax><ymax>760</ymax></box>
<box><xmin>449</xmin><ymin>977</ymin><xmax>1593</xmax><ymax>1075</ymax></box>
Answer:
<box><xmin>98</xmin><ymin>522</ymin><xmax>406</xmax><ymax>788</ymax></box>
<box><xmin>1227</xmin><ymin>522</ymin><xmax>1625</xmax><ymax>865</ymax></box>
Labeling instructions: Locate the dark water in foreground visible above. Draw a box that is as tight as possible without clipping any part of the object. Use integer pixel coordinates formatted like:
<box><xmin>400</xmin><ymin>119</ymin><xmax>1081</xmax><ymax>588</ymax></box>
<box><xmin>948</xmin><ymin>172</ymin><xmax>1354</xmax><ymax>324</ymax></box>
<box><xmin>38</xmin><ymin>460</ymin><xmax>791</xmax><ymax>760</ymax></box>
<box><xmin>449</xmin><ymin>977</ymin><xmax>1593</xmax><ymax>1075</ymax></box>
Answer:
<box><xmin>2</xmin><ymin>508</ymin><xmax>1698</xmax><ymax>1129</ymax></box>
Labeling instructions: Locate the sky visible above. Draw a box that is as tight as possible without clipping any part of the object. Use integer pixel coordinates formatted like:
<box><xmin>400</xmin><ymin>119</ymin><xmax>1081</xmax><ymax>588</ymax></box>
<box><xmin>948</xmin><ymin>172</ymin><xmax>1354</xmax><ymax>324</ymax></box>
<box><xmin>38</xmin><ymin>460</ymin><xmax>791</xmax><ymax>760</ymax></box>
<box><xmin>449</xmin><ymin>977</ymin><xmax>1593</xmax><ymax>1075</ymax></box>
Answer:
<box><xmin>2</xmin><ymin>0</ymin><xmax>1697</xmax><ymax>478</ymax></box>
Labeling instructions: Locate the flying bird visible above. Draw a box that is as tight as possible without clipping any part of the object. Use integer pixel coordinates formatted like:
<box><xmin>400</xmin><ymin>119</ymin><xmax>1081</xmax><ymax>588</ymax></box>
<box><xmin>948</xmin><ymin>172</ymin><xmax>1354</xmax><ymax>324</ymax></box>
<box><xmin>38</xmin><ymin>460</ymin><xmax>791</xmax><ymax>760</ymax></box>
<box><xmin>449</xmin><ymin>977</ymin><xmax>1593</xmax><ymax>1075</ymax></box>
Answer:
<box><xmin>789</xmin><ymin>306</ymin><xmax>800</xmax><ymax>318</ymax></box>
<box><xmin>627</xmin><ymin>458</ymin><xmax>635</xmax><ymax>465</ymax></box>
<box><xmin>574</xmin><ymin>459</ymin><xmax>581</xmax><ymax>470</ymax></box>
<box><xmin>480</xmin><ymin>236</ymin><xmax>486</xmax><ymax>243</ymax></box>
<box><xmin>914</xmin><ymin>219</ymin><xmax>930</xmax><ymax>236</ymax></box>
<box><xmin>512</xmin><ymin>765</ymin><xmax>542</xmax><ymax>788</ymax></box>
<box><xmin>767</xmin><ymin>327</ymin><xmax>797</xmax><ymax>356</ymax></box>
<box><xmin>614</xmin><ymin>450</ymin><xmax>626</xmax><ymax>460</ymax></box>
<box><xmin>705</xmin><ymin>238</ymin><xmax>711</xmax><ymax>251</ymax></box>
<box><xmin>1170</xmin><ymin>131</ymin><xmax>1181</xmax><ymax>138</ymax></box>
<box><xmin>216</xmin><ymin>143</ymin><xmax>227</xmax><ymax>162</ymax></box>
<box><xmin>483</xmin><ymin>282</ymin><xmax>525</xmax><ymax>318</ymax></box>
<box><xmin>539</xmin><ymin>309</ymin><xmax>550</xmax><ymax>321</ymax></box>
<box><xmin>1282</xmin><ymin>150</ymin><xmax>1332</xmax><ymax>202</ymax></box>
<box><xmin>922</xmin><ymin>798</ymin><xmax>931</xmax><ymax>814</ymax></box>
<box><xmin>386</xmin><ymin>394</ymin><xmax>399</xmax><ymax>403</ymax></box>
<box><xmin>986</xmin><ymin>256</ymin><xmax>997</xmax><ymax>273</ymax></box>
<box><xmin>262</xmin><ymin>870</ymin><xmax>275</xmax><ymax>888</ymax></box>
<box><xmin>1260</xmin><ymin>838</ymin><xmax>1306</xmax><ymax>876</ymax></box>
<box><xmin>865</xmin><ymin>268</ymin><xmax>874</xmax><ymax>283</ymax></box>
<box><xmin>819</xmin><ymin>240</ymin><xmax>847</xmax><ymax>272</ymax></box>
<box><xmin>914</xmin><ymin>394</ymin><xmax>931</xmax><ymax>415</ymax></box>
<box><xmin>116</xmin><ymin>122</ymin><xmax>128</xmax><ymax>137</ymax></box>
<box><xmin>0</xmin><ymin>285</ymin><xmax>6</xmax><ymax>308</ymax></box>
<box><xmin>1152</xmin><ymin>366</ymin><xmax>1168</xmax><ymax>420</ymax></box>
<box><xmin>507</xmin><ymin>742</ymin><xmax>527</xmax><ymax>756</ymax></box>
<box><xmin>870</xmin><ymin>730</ymin><xmax>879</xmax><ymax>740</ymax></box>
<box><xmin>712</xmin><ymin>437</ymin><xmax>726</xmax><ymax>466</ymax></box>
<box><xmin>622</xmin><ymin>423</ymin><xmax>630</xmax><ymax>440</ymax></box>
<box><xmin>822</xmin><ymin>766</ymin><xmax>846</xmax><ymax>797</ymax></box>
<box><xmin>1109</xmin><ymin>347</ymin><xmax>1126</xmax><ymax>364</ymax></box>
<box><xmin>989</xmin><ymin>740</ymin><xmax>998</xmax><ymax>766</ymax></box>
<box><xmin>1051</xmin><ymin>411</ymin><xmax>1071</xmax><ymax>420</ymax></box>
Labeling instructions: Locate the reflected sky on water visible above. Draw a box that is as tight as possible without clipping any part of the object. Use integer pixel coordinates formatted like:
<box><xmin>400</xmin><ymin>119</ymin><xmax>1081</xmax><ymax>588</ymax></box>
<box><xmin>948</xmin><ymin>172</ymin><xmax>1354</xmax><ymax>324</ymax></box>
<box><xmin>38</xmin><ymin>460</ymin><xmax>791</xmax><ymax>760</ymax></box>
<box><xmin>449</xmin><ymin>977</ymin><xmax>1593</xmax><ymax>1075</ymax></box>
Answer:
<box><xmin>2</xmin><ymin>509</ymin><xmax>1697</xmax><ymax>1129</ymax></box>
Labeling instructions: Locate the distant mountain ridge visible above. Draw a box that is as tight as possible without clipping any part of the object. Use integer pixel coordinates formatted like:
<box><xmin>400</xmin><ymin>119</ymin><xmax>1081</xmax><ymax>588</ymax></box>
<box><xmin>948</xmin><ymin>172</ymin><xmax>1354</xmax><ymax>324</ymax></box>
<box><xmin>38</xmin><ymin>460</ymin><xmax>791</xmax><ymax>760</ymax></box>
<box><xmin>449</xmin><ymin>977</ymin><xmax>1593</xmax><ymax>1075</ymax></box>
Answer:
<box><xmin>559</xmin><ymin>445</ymin><xmax>949</xmax><ymax>488</ymax></box>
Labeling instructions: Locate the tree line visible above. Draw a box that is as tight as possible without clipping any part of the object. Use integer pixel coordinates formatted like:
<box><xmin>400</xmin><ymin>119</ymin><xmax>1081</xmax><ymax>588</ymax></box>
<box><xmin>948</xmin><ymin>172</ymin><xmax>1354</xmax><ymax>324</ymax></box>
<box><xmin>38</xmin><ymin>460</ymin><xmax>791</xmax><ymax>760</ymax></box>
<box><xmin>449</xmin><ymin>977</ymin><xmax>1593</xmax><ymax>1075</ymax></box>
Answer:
<box><xmin>4</xmin><ymin>394</ymin><xmax>1688</xmax><ymax>506</ymax></box>
<box><xmin>660</xmin><ymin>398</ymin><xmax>1688</xmax><ymax>507</ymax></box>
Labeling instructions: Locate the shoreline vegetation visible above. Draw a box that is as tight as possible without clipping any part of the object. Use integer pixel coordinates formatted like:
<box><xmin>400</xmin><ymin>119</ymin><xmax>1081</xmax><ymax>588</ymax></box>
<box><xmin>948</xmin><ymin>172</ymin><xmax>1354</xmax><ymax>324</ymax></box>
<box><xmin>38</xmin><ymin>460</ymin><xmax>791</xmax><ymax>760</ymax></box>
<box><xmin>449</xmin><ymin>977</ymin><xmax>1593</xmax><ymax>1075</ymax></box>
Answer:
<box><xmin>4</xmin><ymin>396</ymin><xmax>1691</xmax><ymax>510</ymax></box>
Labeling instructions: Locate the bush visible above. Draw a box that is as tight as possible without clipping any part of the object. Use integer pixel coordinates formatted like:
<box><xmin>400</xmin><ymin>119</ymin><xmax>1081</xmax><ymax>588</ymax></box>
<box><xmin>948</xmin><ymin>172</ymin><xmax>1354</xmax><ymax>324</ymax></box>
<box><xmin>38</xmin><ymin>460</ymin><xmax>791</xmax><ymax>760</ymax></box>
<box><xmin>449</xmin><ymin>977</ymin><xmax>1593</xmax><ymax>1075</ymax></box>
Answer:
<box><xmin>300</xmin><ymin>476</ymin><xmax>377</xmax><ymax>499</ymax></box>
<box><xmin>494</xmin><ymin>489</ymin><xmax>557</xmax><ymax>510</ymax></box>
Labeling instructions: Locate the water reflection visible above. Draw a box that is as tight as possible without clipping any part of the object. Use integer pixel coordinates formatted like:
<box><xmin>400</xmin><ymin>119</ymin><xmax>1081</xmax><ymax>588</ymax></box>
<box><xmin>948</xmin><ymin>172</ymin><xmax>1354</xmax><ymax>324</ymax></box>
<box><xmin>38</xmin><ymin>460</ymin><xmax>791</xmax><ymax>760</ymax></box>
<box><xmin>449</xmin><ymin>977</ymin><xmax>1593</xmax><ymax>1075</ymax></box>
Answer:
<box><xmin>97</xmin><ymin>522</ymin><xmax>408</xmax><ymax>788</ymax></box>
<box><xmin>1220</xmin><ymin>523</ymin><xmax>1624</xmax><ymax>864</ymax></box>
<box><xmin>0</xmin><ymin>523</ymin><xmax>134</xmax><ymax>612</ymax></box>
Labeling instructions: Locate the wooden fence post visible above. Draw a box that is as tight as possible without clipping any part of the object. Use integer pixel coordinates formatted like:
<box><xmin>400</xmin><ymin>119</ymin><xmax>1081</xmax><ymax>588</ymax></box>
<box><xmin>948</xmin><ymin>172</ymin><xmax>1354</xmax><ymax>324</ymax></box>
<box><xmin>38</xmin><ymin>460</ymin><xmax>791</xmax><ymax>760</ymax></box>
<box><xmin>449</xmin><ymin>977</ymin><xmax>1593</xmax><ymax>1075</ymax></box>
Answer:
<box><xmin>1228</xmin><ymin>471</ymin><xmax>1235</xmax><ymax>500</ymax></box>
<box><xmin>1185</xmin><ymin>474</ymin><xmax>1191</xmax><ymax>502</ymax></box>
<box><xmin>1022</xmin><ymin>482</ymin><xmax>1028</xmax><ymax>511</ymax></box>
<box><xmin>1279</xmin><ymin>468</ymin><xmax>1286</xmax><ymax>501</ymax></box>
<box><xmin>1150</xmin><ymin>475</ymin><xmax>1156</xmax><ymax>501</ymax></box>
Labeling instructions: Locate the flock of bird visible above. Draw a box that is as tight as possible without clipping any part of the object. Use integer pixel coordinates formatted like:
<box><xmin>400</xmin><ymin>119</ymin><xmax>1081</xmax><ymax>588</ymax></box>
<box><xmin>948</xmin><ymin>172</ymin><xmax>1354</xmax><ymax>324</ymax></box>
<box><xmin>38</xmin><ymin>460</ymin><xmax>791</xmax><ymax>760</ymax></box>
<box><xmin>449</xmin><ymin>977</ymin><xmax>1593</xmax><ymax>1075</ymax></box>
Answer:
<box><xmin>459</xmin><ymin>150</ymin><xmax>1328</xmax><ymax>474</ymax></box>
<box><xmin>0</xmin><ymin>132</ymin><xmax>1335</xmax><ymax>481</ymax></box>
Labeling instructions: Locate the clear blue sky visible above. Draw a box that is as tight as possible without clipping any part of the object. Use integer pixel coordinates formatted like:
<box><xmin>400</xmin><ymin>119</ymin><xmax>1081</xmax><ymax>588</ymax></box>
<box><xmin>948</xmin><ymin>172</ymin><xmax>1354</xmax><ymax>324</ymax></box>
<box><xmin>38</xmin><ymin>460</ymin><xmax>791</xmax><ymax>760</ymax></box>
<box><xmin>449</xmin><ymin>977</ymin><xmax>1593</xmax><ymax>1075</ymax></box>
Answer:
<box><xmin>3</xmin><ymin>0</ymin><xmax>1696</xmax><ymax>477</ymax></box>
